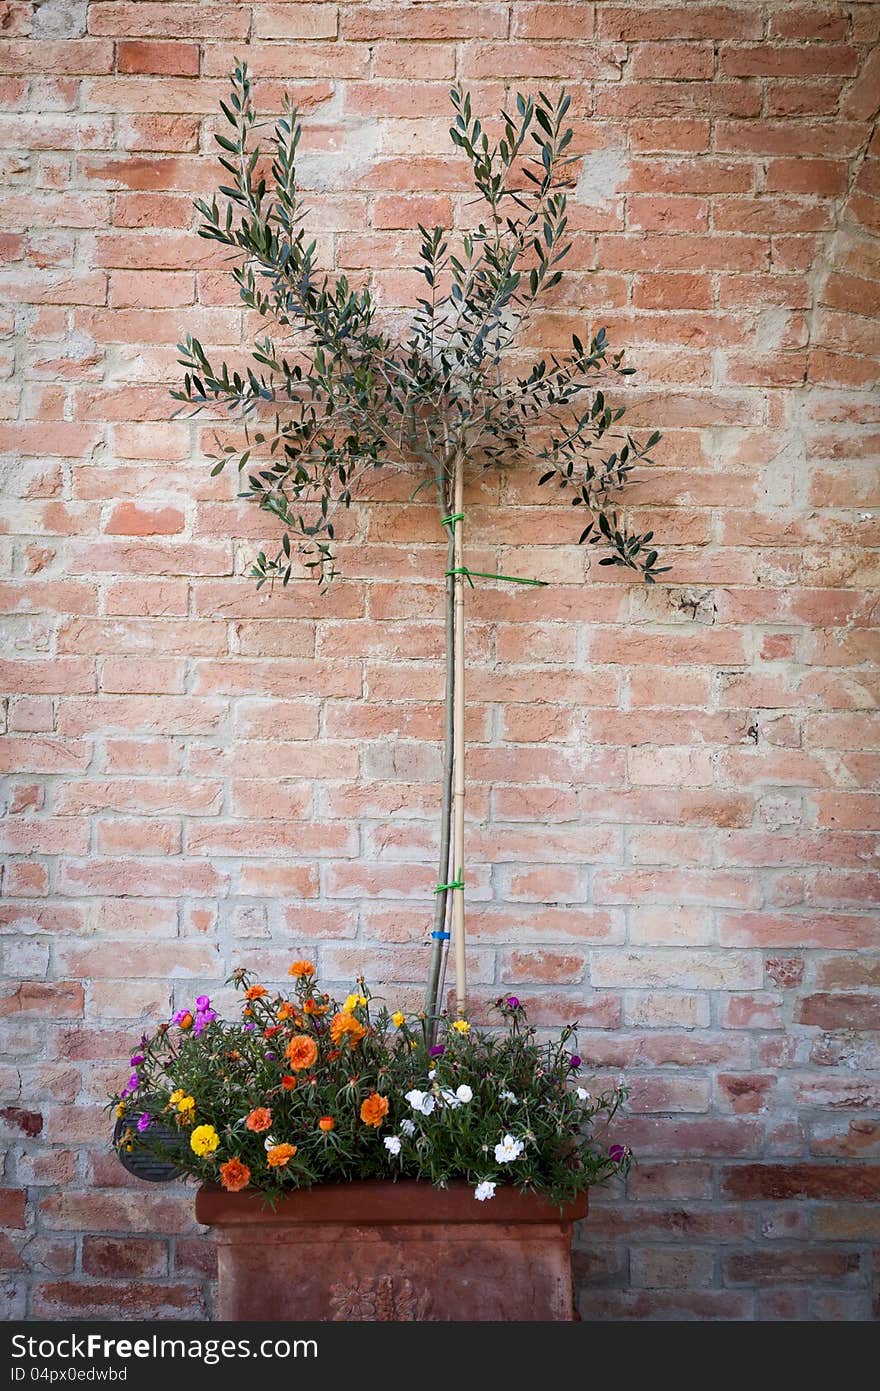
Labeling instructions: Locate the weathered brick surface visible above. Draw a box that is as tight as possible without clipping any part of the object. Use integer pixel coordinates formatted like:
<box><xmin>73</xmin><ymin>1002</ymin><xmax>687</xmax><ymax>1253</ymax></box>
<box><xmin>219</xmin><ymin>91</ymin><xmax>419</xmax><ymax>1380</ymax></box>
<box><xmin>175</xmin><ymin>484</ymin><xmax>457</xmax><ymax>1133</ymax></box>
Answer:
<box><xmin>1</xmin><ymin>1</ymin><xmax>878</xmax><ymax>1322</ymax></box>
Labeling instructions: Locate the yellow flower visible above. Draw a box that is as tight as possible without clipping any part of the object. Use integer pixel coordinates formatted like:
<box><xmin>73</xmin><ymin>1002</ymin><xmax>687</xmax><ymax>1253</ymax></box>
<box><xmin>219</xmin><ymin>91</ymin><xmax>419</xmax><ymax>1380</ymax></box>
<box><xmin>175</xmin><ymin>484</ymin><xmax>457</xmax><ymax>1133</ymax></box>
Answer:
<box><xmin>451</xmin><ymin>1019</ymin><xmax>470</xmax><ymax>1034</ymax></box>
<box><xmin>115</xmin><ymin>1102</ymin><xmax>126</xmax><ymax>1118</ymax></box>
<box><xmin>391</xmin><ymin>1011</ymin><xmax>406</xmax><ymax>1029</ymax></box>
<box><xmin>169</xmin><ymin>1089</ymin><xmax>184</xmax><ymax>1107</ymax></box>
<box><xmin>177</xmin><ymin>1095</ymin><xmax>196</xmax><ymax>1115</ymax></box>
<box><xmin>190</xmin><ymin>1124</ymin><xmax>219</xmax><ymax>1157</ymax></box>
<box><xmin>344</xmin><ymin>993</ymin><xmax>368</xmax><ymax>1013</ymax></box>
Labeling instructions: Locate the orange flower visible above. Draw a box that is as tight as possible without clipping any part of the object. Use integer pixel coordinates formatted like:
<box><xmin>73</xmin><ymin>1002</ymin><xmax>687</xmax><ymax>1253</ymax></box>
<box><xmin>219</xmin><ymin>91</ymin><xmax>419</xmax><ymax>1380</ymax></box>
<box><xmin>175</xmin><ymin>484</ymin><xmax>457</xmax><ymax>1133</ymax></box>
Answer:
<box><xmin>177</xmin><ymin>1011</ymin><xmax>193</xmax><ymax>1031</ymax></box>
<box><xmin>303</xmin><ymin>998</ymin><xmax>329</xmax><ymax>1016</ymax></box>
<box><xmin>245</xmin><ymin>1107</ymin><xmax>272</xmax><ymax>1133</ymax></box>
<box><xmin>285</xmin><ymin>1034</ymin><xmax>318</xmax><ymax>1071</ymax></box>
<box><xmin>360</xmin><ymin>1093</ymin><xmax>390</xmax><ymax>1128</ymax></box>
<box><xmin>318</xmin><ymin>1116</ymin><xmax>335</xmax><ymax>1132</ymax></box>
<box><xmin>245</xmin><ymin>985</ymin><xmax>268</xmax><ymax>1001</ymax></box>
<box><xmin>277</xmin><ymin>1002</ymin><xmax>295</xmax><ymax>1022</ymax></box>
<box><xmin>288</xmin><ymin>960</ymin><xmax>315</xmax><ymax>979</ymax></box>
<box><xmin>330</xmin><ymin>1012</ymin><xmax>367</xmax><ymax>1047</ymax></box>
<box><xmin>266</xmin><ymin>1143</ymin><xmax>297</xmax><ymax>1168</ymax></box>
<box><xmin>281</xmin><ymin>1075</ymin><xmax>297</xmax><ymax>1091</ymax></box>
<box><xmin>219</xmin><ymin>1158</ymin><xmax>251</xmax><ymax>1193</ymax></box>
<box><xmin>263</xmin><ymin>1025</ymin><xmax>281</xmax><ymax>1038</ymax></box>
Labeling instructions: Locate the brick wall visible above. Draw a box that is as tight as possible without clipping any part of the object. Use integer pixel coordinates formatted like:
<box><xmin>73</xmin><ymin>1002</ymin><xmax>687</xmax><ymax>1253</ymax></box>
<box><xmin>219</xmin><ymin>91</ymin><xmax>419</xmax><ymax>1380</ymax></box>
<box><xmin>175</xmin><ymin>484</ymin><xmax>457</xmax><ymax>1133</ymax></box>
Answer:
<box><xmin>1</xmin><ymin>1</ymin><xmax>879</xmax><ymax>1321</ymax></box>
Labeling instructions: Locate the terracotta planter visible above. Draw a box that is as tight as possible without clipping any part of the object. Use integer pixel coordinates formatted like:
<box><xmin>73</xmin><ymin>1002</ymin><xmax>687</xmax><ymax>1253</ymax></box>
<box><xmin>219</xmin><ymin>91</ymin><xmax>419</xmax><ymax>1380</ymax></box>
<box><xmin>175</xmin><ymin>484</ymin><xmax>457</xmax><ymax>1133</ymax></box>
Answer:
<box><xmin>196</xmin><ymin>1180</ymin><xmax>587</xmax><ymax>1321</ymax></box>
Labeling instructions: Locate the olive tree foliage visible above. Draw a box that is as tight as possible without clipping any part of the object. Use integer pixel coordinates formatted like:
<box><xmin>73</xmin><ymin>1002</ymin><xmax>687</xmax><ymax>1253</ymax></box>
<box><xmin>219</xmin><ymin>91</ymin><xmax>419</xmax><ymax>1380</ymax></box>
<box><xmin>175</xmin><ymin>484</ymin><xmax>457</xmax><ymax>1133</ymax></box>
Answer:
<box><xmin>172</xmin><ymin>62</ymin><xmax>667</xmax><ymax>591</ymax></box>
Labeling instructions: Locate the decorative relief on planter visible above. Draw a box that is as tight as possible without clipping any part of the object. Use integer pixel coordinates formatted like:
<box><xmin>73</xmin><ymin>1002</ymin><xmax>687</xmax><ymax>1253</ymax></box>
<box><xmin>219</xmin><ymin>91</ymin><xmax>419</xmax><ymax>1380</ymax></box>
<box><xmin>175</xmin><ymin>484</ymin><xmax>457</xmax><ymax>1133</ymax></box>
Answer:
<box><xmin>330</xmin><ymin>1275</ymin><xmax>431</xmax><ymax>1321</ymax></box>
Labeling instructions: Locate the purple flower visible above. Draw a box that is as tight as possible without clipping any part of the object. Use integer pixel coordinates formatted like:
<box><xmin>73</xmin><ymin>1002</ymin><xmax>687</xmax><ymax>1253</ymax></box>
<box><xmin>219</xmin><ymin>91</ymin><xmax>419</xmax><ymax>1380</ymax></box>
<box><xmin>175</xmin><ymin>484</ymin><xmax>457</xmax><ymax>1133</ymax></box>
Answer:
<box><xmin>506</xmin><ymin>996</ymin><xmax>520</xmax><ymax>1010</ymax></box>
<box><xmin>265</xmin><ymin>1052</ymin><xmax>276</xmax><ymax>1061</ymax></box>
<box><xmin>430</xmin><ymin>1044</ymin><xmax>445</xmax><ymax>1058</ymax></box>
<box><xmin>195</xmin><ymin>995</ymin><xmax>211</xmax><ymax>1011</ymax></box>
<box><xmin>128</xmin><ymin>1071</ymin><xmax>139</xmax><ymax>1090</ymax></box>
<box><xmin>192</xmin><ymin>1007</ymin><xmax>216</xmax><ymax>1037</ymax></box>
<box><xmin>243</xmin><ymin>1022</ymin><xmax>255</xmax><ymax>1032</ymax></box>
<box><xmin>171</xmin><ymin>1009</ymin><xmax>190</xmax><ymax>1026</ymax></box>
<box><xmin>608</xmin><ymin>1144</ymin><xmax>626</xmax><ymax>1163</ymax></box>
<box><xmin>129</xmin><ymin>1054</ymin><xmax>145</xmax><ymax>1067</ymax></box>
<box><xmin>137</xmin><ymin>1113</ymin><xmax>151</xmax><ymax>1133</ymax></box>
<box><xmin>568</xmin><ymin>1054</ymin><xmax>582</xmax><ymax>1071</ymax></box>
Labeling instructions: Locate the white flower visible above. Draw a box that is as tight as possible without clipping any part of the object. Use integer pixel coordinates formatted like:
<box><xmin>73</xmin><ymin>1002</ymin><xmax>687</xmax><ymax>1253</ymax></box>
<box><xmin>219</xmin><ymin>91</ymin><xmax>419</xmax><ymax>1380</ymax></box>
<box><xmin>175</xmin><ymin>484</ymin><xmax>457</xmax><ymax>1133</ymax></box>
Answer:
<box><xmin>400</xmin><ymin>1118</ymin><xmax>416</xmax><ymax>1136</ymax></box>
<box><xmin>474</xmin><ymin>1180</ymin><xmax>496</xmax><ymax>1202</ymax></box>
<box><xmin>576</xmin><ymin>1087</ymin><xmax>590</xmax><ymax>1102</ymax></box>
<box><xmin>263</xmin><ymin>1135</ymin><xmax>277</xmax><ymax>1150</ymax></box>
<box><xmin>500</xmin><ymin>1089</ymin><xmax>517</xmax><ymax>1103</ymax></box>
<box><xmin>455</xmin><ymin>1084</ymin><xmax>473</xmax><ymax>1104</ymax></box>
<box><xmin>428</xmin><ymin>1069</ymin><xmax>437</xmax><ymax>1080</ymax></box>
<box><xmin>383</xmin><ymin>1135</ymin><xmax>402</xmax><ymax>1156</ymax></box>
<box><xmin>405</xmin><ymin>1089</ymin><xmax>435</xmax><ymax>1116</ymax></box>
<box><xmin>494</xmin><ymin>1133</ymin><xmax>525</xmax><ymax>1164</ymax></box>
<box><xmin>440</xmin><ymin>1088</ymin><xmax>461</xmax><ymax>1108</ymax></box>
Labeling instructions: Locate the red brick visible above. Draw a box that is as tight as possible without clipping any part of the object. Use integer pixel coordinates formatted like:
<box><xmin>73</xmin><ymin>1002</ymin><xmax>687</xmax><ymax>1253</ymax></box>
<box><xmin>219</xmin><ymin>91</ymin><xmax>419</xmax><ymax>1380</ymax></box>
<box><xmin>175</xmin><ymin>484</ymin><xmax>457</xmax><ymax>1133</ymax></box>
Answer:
<box><xmin>722</xmin><ymin>1165</ymin><xmax>880</xmax><ymax>1201</ymax></box>
<box><xmin>717</xmin><ymin>1074</ymin><xmax>776</xmax><ymax>1115</ymax></box>
<box><xmin>116</xmin><ymin>41</ymin><xmax>200</xmax><ymax>76</ymax></box>
<box><xmin>82</xmin><ymin>1237</ymin><xmax>168</xmax><ymax>1278</ymax></box>
<box><xmin>32</xmin><ymin>1281</ymin><xmax>205</xmax><ymax>1319</ymax></box>
<box><xmin>798</xmin><ymin>994</ymin><xmax>880</xmax><ymax>1031</ymax></box>
<box><xmin>88</xmin><ymin>4</ymin><xmax>250</xmax><ymax>39</ymax></box>
<box><xmin>631</xmin><ymin>1246</ymin><xmax>715</xmax><ymax>1288</ymax></box>
<box><xmin>769</xmin><ymin>7</ymin><xmax>849</xmax><ymax>41</ymax></box>
<box><xmin>629</xmin><ymin>43</ymin><xmax>714</xmax><ymax>81</ymax></box>
<box><xmin>720</xmin><ymin>912</ymin><xmax>877</xmax><ymax>949</ymax></box>
<box><xmin>0</xmin><ymin>1190</ymin><xmax>27</xmax><ymax>1229</ymax></box>
<box><xmin>599</xmin><ymin>6</ymin><xmax>762</xmax><ymax>41</ymax></box>
<box><xmin>346</xmin><ymin>5</ymin><xmax>505</xmax><ymax>40</ymax></box>
<box><xmin>724</xmin><ymin>1249</ymin><xmax>859</xmax><ymax>1284</ymax></box>
<box><xmin>720</xmin><ymin>45</ymin><xmax>858</xmax><ymax>79</ymax></box>
<box><xmin>0</xmin><ymin>42</ymin><xmax>114</xmax><ymax>75</ymax></box>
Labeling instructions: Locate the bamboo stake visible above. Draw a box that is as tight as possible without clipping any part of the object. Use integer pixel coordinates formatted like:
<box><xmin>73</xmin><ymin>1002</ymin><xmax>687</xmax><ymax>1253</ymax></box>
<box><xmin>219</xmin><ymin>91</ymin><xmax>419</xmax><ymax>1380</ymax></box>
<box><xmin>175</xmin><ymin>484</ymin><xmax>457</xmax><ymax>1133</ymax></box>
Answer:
<box><xmin>451</xmin><ymin>449</ymin><xmax>467</xmax><ymax>1016</ymax></box>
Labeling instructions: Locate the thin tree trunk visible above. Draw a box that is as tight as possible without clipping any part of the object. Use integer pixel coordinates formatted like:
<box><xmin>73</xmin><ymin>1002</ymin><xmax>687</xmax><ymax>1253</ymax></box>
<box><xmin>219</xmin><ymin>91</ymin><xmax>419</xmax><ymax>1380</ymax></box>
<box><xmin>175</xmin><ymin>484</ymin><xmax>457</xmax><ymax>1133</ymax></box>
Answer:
<box><xmin>451</xmin><ymin>449</ymin><xmax>467</xmax><ymax>1016</ymax></box>
<box><xmin>423</xmin><ymin>506</ymin><xmax>456</xmax><ymax>1022</ymax></box>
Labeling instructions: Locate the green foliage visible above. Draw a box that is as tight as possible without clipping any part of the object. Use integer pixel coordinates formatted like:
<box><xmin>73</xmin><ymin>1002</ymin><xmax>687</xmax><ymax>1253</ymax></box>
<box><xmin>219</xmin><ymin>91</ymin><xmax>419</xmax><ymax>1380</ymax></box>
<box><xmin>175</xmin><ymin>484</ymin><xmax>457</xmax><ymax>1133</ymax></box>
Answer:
<box><xmin>112</xmin><ymin>967</ymin><xmax>630</xmax><ymax>1207</ymax></box>
<box><xmin>172</xmin><ymin>61</ymin><xmax>667</xmax><ymax>589</ymax></box>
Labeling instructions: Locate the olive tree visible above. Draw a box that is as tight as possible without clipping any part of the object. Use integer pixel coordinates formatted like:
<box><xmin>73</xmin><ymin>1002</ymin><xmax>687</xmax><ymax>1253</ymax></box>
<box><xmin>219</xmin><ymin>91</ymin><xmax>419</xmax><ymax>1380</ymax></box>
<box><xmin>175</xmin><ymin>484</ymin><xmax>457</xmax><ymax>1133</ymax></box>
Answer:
<box><xmin>173</xmin><ymin>64</ymin><xmax>666</xmax><ymax>1022</ymax></box>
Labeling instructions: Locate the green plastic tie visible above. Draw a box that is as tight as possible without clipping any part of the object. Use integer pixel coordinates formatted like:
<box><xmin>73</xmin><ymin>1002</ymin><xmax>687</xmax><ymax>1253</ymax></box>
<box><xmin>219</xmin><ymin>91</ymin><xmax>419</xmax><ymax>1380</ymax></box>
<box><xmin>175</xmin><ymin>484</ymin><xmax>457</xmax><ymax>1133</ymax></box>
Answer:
<box><xmin>433</xmin><ymin>874</ymin><xmax>464</xmax><ymax>893</ymax></box>
<box><xmin>445</xmin><ymin>566</ymin><xmax>547</xmax><ymax>588</ymax></box>
<box><xmin>441</xmin><ymin>512</ymin><xmax>465</xmax><ymax>528</ymax></box>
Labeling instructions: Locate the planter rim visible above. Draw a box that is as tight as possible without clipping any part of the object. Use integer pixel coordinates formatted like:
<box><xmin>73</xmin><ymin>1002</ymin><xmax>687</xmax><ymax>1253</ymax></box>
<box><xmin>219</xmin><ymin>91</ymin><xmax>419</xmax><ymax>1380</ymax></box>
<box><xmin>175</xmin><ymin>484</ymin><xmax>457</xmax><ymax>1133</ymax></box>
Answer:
<box><xmin>196</xmin><ymin>1179</ymin><xmax>588</xmax><ymax>1227</ymax></box>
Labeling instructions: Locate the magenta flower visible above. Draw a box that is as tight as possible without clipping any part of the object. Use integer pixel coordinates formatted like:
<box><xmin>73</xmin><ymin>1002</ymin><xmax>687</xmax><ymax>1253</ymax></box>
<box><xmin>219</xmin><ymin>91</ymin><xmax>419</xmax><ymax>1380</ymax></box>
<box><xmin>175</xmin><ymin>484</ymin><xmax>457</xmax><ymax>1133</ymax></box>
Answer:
<box><xmin>568</xmin><ymin>1054</ymin><xmax>582</xmax><ymax>1070</ymax></box>
<box><xmin>137</xmin><ymin>1113</ymin><xmax>151</xmax><ymax>1133</ymax></box>
<box><xmin>171</xmin><ymin>1009</ymin><xmax>190</xmax><ymax>1026</ymax></box>
<box><xmin>192</xmin><ymin>1007</ymin><xmax>216</xmax><ymax>1036</ymax></box>
<box><xmin>608</xmin><ymin>1144</ymin><xmax>626</xmax><ymax>1163</ymax></box>
<box><xmin>129</xmin><ymin>1054</ymin><xmax>145</xmax><ymax>1067</ymax></box>
<box><xmin>506</xmin><ymin>996</ymin><xmax>520</xmax><ymax>1009</ymax></box>
<box><xmin>430</xmin><ymin>1044</ymin><xmax>445</xmax><ymax>1058</ymax></box>
<box><xmin>195</xmin><ymin>995</ymin><xmax>211</xmax><ymax>1010</ymax></box>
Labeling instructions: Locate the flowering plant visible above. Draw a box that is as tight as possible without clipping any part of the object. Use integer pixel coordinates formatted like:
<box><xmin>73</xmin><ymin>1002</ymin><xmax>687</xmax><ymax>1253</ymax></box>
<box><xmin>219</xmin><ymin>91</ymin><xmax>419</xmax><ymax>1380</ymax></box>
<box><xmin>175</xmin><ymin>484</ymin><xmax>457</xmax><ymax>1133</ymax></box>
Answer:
<box><xmin>111</xmin><ymin>963</ymin><xmax>630</xmax><ymax>1207</ymax></box>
